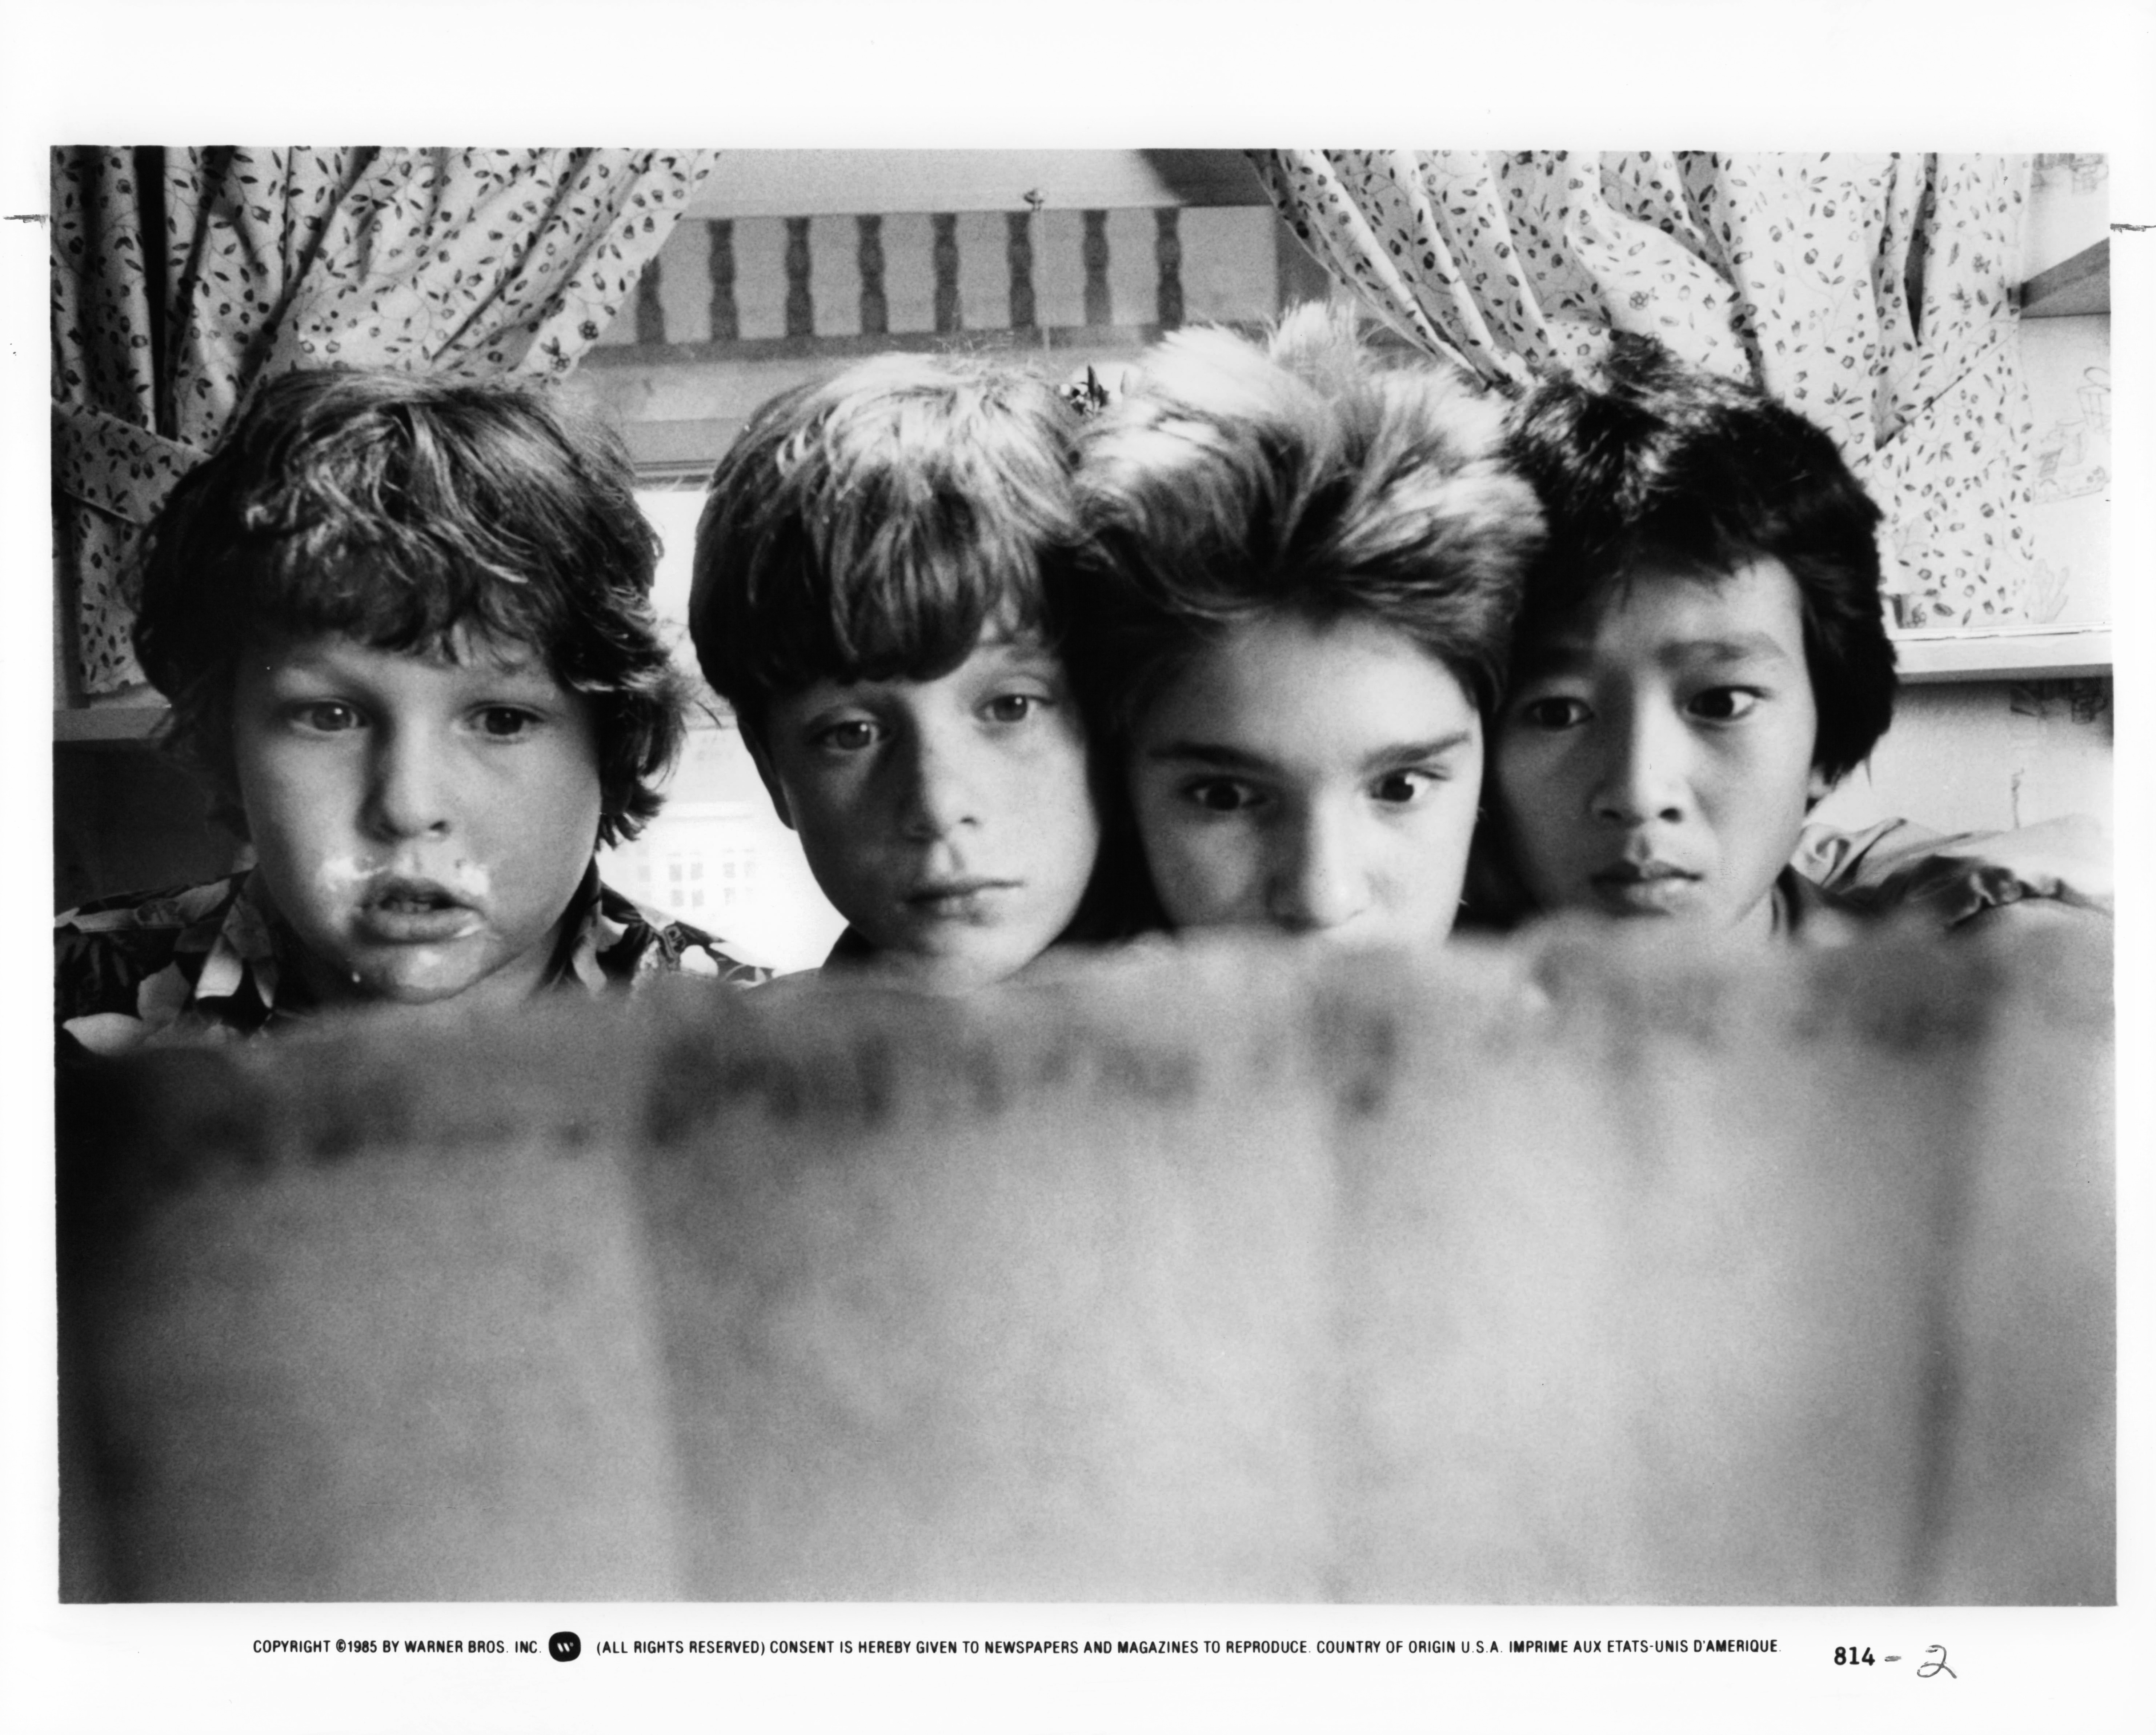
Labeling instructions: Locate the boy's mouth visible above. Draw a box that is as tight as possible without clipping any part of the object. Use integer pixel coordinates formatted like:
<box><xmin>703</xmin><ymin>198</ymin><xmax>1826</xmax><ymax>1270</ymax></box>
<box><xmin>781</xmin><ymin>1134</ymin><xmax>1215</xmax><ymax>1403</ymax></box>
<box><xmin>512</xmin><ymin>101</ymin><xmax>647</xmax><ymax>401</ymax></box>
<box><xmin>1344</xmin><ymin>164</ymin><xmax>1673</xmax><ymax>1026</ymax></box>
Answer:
<box><xmin>904</xmin><ymin>877</ymin><xmax>1021</xmax><ymax>920</ymax></box>
<box><xmin>1587</xmin><ymin>859</ymin><xmax>1702</xmax><ymax>917</ymax></box>
<box><xmin>356</xmin><ymin>878</ymin><xmax>484</xmax><ymax>943</ymax></box>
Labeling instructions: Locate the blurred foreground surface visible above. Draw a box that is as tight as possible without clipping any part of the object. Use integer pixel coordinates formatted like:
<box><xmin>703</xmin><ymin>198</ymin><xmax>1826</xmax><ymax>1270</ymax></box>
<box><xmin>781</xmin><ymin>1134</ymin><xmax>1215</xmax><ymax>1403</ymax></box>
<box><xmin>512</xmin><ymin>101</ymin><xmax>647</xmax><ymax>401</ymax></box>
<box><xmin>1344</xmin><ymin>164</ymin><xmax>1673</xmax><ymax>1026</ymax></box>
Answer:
<box><xmin>56</xmin><ymin>923</ymin><xmax>2113</xmax><ymax>1603</ymax></box>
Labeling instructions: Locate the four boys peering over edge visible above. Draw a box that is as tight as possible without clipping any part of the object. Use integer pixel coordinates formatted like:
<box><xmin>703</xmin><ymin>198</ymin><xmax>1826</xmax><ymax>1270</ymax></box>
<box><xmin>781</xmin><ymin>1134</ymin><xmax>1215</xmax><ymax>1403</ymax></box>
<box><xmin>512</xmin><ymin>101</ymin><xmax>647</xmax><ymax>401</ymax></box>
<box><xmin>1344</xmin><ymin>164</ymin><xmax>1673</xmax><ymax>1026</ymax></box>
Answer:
<box><xmin>56</xmin><ymin>305</ymin><xmax>2111</xmax><ymax>1050</ymax></box>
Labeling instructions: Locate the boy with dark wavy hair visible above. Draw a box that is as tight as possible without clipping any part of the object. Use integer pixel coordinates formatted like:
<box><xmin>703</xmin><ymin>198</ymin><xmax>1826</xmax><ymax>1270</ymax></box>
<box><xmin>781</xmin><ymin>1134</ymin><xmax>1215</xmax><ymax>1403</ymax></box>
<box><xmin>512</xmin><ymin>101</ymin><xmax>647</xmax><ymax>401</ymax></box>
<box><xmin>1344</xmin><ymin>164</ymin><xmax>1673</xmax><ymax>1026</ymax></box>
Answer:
<box><xmin>58</xmin><ymin>367</ymin><xmax>764</xmax><ymax>1058</ymax></box>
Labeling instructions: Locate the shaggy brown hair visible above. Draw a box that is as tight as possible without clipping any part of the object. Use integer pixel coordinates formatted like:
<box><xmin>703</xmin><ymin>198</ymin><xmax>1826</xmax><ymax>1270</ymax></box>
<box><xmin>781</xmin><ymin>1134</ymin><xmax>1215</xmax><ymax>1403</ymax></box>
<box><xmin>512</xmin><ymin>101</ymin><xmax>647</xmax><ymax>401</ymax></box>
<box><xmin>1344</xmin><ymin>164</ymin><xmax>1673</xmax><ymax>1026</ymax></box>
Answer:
<box><xmin>132</xmin><ymin>367</ymin><xmax>683</xmax><ymax>848</ymax></box>
<box><xmin>688</xmin><ymin>353</ymin><xmax>1084</xmax><ymax>741</ymax></box>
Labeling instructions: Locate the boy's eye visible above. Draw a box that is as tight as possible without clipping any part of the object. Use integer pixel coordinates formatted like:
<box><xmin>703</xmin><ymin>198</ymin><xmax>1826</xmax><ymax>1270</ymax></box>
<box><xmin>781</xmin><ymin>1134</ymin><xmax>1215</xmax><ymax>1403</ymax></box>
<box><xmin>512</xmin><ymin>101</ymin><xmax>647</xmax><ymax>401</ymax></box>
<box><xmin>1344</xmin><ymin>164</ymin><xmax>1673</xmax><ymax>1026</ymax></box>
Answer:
<box><xmin>813</xmin><ymin>718</ymin><xmax>882</xmax><ymax>752</ymax></box>
<box><xmin>1370</xmin><ymin>768</ymin><xmax>1439</xmax><ymax>806</ymax></box>
<box><xmin>1516</xmin><ymin>695</ymin><xmax>1590</xmax><ymax>731</ymax></box>
<box><xmin>1183</xmin><ymin>777</ymin><xmax>1262</xmax><ymax>814</ymax></box>
<box><xmin>288</xmin><ymin>700</ymin><xmax>362</xmax><ymax>733</ymax></box>
<box><xmin>982</xmin><ymin>692</ymin><xmax>1047</xmax><ymax>725</ymax></box>
<box><xmin>476</xmin><ymin>706</ymin><xmax>541</xmax><ymax>739</ymax></box>
<box><xmin>1686</xmin><ymin>687</ymin><xmax>1761</xmax><ymax>722</ymax></box>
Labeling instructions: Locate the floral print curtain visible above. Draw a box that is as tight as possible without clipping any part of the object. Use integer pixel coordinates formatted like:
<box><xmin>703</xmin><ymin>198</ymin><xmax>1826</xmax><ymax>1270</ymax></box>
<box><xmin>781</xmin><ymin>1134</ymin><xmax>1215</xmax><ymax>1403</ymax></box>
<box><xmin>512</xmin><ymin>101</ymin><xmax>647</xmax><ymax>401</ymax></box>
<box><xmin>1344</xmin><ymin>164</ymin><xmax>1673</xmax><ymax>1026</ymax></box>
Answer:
<box><xmin>1250</xmin><ymin>152</ymin><xmax>2037</xmax><ymax>631</ymax></box>
<box><xmin>52</xmin><ymin>147</ymin><xmax>717</xmax><ymax>695</ymax></box>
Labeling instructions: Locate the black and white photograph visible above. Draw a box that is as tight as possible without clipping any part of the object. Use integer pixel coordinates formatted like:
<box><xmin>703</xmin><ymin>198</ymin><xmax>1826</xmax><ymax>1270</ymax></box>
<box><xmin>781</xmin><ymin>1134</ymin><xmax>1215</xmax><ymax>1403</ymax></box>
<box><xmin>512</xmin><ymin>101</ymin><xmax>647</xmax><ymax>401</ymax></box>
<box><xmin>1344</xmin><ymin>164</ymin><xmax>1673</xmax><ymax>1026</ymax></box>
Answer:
<box><xmin>6</xmin><ymin>6</ymin><xmax>2149</xmax><ymax>1731</ymax></box>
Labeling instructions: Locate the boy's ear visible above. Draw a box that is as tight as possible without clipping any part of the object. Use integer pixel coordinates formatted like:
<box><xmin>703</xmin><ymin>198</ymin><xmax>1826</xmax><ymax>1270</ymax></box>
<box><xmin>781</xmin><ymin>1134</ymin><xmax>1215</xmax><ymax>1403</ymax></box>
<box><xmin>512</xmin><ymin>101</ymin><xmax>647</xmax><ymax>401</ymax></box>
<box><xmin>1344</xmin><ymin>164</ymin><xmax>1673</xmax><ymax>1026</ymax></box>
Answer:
<box><xmin>1805</xmin><ymin>764</ymin><xmax>1836</xmax><ymax>808</ymax></box>
<box><xmin>739</xmin><ymin>723</ymin><xmax>794</xmax><ymax>832</ymax></box>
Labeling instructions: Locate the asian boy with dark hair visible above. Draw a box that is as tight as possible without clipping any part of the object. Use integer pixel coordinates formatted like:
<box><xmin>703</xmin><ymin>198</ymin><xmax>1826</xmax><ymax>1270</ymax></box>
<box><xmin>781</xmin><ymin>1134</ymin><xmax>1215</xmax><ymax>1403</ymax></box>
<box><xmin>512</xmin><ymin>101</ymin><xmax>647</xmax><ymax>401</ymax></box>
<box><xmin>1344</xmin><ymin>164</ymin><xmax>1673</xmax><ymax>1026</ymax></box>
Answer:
<box><xmin>1491</xmin><ymin>333</ymin><xmax>2100</xmax><ymax>941</ymax></box>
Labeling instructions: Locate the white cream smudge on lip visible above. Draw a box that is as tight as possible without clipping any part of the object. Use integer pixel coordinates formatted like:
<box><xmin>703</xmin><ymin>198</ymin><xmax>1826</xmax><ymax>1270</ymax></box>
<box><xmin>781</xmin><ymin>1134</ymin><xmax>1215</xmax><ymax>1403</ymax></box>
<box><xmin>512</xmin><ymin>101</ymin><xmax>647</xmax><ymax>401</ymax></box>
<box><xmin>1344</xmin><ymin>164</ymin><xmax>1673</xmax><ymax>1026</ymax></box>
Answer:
<box><xmin>320</xmin><ymin>854</ymin><xmax>491</xmax><ymax>962</ymax></box>
<box><xmin>316</xmin><ymin>854</ymin><xmax>492</xmax><ymax>908</ymax></box>
<box><xmin>308</xmin><ymin>857</ymin><xmax>498</xmax><ymax>1003</ymax></box>
<box><xmin>441</xmin><ymin>858</ymin><xmax>490</xmax><ymax>901</ymax></box>
<box><xmin>316</xmin><ymin>855</ymin><xmax>376</xmax><ymax>899</ymax></box>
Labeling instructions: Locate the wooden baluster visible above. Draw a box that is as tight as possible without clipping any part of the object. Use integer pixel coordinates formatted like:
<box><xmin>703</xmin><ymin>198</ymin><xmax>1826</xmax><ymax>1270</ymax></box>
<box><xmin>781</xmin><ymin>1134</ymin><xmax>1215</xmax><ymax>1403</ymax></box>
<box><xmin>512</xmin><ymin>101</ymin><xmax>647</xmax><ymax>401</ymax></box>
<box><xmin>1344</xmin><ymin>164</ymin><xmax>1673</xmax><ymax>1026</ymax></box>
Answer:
<box><xmin>932</xmin><ymin>213</ymin><xmax>961</xmax><ymax>334</ymax></box>
<box><xmin>1081</xmin><ymin>209</ymin><xmax>1111</xmax><ymax>328</ymax></box>
<box><xmin>1006</xmin><ymin>210</ymin><xmax>1036</xmax><ymax>333</ymax></box>
<box><xmin>784</xmin><ymin>217</ymin><xmax>814</xmax><ymax>339</ymax></box>
<box><xmin>708</xmin><ymin>219</ymin><xmax>738</xmax><ymax>344</ymax></box>
<box><xmin>858</xmin><ymin>214</ymin><xmax>887</xmax><ymax>337</ymax></box>
<box><xmin>1154</xmin><ymin>207</ymin><xmax>1184</xmax><ymax>331</ymax></box>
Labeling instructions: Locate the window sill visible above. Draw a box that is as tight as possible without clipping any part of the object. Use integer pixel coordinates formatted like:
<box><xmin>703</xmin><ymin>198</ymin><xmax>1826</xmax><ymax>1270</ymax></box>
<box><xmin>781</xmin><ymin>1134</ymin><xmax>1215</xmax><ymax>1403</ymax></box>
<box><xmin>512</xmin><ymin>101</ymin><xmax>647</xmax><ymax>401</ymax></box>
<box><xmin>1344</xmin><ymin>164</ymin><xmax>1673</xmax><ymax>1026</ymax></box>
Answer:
<box><xmin>54</xmin><ymin>706</ymin><xmax>164</xmax><ymax>742</ymax></box>
<box><xmin>1892</xmin><ymin>626</ymin><xmax>2111</xmax><ymax>683</ymax></box>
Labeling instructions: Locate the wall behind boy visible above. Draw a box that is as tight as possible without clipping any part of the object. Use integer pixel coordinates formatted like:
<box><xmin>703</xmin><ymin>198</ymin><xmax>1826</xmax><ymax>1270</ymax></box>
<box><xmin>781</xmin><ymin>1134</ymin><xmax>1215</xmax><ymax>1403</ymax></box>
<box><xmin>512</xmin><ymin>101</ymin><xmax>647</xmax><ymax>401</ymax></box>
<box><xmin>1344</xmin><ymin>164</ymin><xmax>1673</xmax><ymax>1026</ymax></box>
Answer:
<box><xmin>53</xmin><ymin>744</ymin><xmax>241</xmax><ymax>913</ymax></box>
<box><xmin>1814</xmin><ymin>678</ymin><xmax>2114</xmax><ymax>838</ymax></box>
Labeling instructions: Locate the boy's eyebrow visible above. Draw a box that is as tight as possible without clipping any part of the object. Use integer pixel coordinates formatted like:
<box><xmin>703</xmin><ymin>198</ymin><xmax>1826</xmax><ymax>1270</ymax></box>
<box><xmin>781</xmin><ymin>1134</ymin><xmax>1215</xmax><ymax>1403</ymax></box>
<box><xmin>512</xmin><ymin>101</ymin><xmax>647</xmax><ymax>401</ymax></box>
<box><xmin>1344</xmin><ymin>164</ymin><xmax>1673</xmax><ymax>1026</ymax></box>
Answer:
<box><xmin>1142</xmin><ymin>731</ymin><xmax>1476</xmax><ymax>773</ymax></box>
<box><xmin>1141</xmin><ymin>741</ymin><xmax>1279</xmax><ymax>772</ymax></box>
<box><xmin>1517</xmin><ymin>631</ymin><xmax>1797</xmax><ymax>675</ymax></box>
<box><xmin>1359</xmin><ymin>729</ymin><xmax>1477</xmax><ymax>772</ymax></box>
<box><xmin>1661</xmin><ymin>632</ymin><xmax>1798</xmax><ymax>667</ymax></box>
<box><xmin>1514</xmin><ymin>636</ymin><xmax>1592</xmax><ymax>677</ymax></box>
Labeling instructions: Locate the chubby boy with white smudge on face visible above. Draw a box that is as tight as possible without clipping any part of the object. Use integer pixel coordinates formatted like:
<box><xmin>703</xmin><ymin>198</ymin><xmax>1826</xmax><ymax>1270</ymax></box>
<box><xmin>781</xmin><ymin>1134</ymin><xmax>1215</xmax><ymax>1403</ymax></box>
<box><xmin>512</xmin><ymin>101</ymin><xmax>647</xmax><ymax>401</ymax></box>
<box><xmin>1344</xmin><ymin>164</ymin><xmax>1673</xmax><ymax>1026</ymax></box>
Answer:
<box><xmin>224</xmin><ymin>623</ymin><xmax>602</xmax><ymax>1011</ymax></box>
<box><xmin>57</xmin><ymin>369</ymin><xmax>764</xmax><ymax>1058</ymax></box>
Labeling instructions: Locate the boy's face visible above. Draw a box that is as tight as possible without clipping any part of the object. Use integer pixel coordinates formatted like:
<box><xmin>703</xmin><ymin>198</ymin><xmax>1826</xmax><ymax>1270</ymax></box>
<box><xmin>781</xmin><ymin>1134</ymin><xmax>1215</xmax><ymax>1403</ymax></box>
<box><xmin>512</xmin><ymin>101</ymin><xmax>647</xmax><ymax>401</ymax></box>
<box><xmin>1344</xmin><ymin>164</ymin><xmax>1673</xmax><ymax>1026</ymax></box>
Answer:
<box><xmin>1126</xmin><ymin>613</ymin><xmax>1483</xmax><ymax>946</ymax></box>
<box><xmin>230</xmin><ymin>630</ymin><xmax>602</xmax><ymax>1011</ymax></box>
<box><xmin>751</xmin><ymin>626</ymin><xmax>1100</xmax><ymax>992</ymax></box>
<box><xmin>1492</xmin><ymin>555</ymin><xmax>1827</xmax><ymax>942</ymax></box>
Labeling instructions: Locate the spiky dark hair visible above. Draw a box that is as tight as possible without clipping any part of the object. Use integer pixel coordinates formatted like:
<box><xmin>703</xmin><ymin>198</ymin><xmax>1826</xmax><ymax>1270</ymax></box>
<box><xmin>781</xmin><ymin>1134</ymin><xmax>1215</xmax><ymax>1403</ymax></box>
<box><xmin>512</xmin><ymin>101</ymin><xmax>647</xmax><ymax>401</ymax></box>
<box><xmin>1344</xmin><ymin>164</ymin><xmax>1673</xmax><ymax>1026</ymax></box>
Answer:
<box><xmin>1066</xmin><ymin>302</ymin><xmax>1543</xmax><ymax>745</ymax></box>
<box><xmin>1502</xmin><ymin>334</ymin><xmax>1896</xmax><ymax>784</ymax></box>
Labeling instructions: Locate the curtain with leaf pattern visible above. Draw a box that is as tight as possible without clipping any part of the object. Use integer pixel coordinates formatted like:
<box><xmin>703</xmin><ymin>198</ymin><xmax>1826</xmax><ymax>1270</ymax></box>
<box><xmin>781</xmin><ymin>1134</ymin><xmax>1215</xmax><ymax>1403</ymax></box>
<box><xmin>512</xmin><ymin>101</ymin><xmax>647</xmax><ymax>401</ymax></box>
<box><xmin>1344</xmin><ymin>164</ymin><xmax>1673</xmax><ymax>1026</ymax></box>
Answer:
<box><xmin>52</xmin><ymin>147</ymin><xmax>716</xmax><ymax>695</ymax></box>
<box><xmin>1249</xmin><ymin>151</ymin><xmax>2039</xmax><ymax>631</ymax></box>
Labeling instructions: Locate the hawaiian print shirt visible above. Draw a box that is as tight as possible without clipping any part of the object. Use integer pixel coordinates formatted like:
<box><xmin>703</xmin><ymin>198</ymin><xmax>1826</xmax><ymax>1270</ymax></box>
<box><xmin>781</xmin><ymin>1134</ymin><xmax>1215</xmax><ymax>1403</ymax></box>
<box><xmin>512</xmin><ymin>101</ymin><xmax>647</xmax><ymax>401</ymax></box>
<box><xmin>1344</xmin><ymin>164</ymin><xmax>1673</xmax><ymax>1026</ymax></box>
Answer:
<box><xmin>56</xmin><ymin>865</ymin><xmax>768</xmax><ymax>1059</ymax></box>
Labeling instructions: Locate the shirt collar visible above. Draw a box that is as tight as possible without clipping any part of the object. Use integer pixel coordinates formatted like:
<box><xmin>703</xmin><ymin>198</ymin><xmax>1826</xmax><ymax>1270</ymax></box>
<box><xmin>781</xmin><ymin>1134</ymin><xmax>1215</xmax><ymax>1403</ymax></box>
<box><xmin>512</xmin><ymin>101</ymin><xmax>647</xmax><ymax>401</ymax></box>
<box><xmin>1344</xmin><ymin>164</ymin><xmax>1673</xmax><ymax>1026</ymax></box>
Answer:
<box><xmin>556</xmin><ymin>863</ymin><xmax>623</xmax><ymax>993</ymax></box>
<box><xmin>191</xmin><ymin>871</ymin><xmax>286</xmax><ymax>1013</ymax></box>
<box><xmin>1770</xmin><ymin>865</ymin><xmax>1863</xmax><ymax>947</ymax></box>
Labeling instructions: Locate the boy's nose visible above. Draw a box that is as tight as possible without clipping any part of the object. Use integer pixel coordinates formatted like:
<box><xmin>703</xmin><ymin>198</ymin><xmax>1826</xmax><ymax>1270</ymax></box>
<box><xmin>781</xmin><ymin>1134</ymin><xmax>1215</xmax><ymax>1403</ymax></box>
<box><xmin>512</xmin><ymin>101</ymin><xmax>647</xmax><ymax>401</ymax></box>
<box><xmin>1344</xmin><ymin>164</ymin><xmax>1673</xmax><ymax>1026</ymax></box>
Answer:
<box><xmin>364</xmin><ymin>729</ymin><xmax>454</xmax><ymax>840</ymax></box>
<box><xmin>1592</xmin><ymin>705</ymin><xmax>1690</xmax><ymax>826</ymax></box>
<box><xmin>1265</xmin><ymin>808</ymin><xmax>1368</xmax><ymax>935</ymax></box>
<box><xmin>895</xmin><ymin>723</ymin><xmax>984</xmax><ymax>841</ymax></box>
